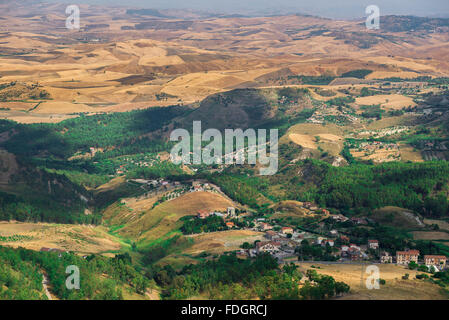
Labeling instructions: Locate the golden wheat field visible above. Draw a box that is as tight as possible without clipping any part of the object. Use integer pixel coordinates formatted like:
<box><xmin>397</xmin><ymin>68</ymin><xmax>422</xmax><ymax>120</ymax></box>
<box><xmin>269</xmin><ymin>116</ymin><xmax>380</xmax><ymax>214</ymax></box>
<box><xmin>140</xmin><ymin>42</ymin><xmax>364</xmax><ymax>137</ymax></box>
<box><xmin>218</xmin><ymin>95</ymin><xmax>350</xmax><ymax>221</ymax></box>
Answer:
<box><xmin>297</xmin><ymin>263</ymin><xmax>447</xmax><ymax>300</ymax></box>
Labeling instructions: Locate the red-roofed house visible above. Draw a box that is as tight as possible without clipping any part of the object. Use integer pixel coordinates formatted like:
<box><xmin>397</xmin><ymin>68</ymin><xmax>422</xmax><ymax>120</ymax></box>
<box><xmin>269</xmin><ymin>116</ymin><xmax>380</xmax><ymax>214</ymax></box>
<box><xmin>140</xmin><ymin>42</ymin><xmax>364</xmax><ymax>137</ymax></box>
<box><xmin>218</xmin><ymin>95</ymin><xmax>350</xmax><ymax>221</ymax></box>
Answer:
<box><xmin>424</xmin><ymin>255</ymin><xmax>447</xmax><ymax>270</ymax></box>
<box><xmin>226</xmin><ymin>222</ymin><xmax>235</xmax><ymax>228</ymax></box>
<box><xmin>396</xmin><ymin>250</ymin><xmax>419</xmax><ymax>265</ymax></box>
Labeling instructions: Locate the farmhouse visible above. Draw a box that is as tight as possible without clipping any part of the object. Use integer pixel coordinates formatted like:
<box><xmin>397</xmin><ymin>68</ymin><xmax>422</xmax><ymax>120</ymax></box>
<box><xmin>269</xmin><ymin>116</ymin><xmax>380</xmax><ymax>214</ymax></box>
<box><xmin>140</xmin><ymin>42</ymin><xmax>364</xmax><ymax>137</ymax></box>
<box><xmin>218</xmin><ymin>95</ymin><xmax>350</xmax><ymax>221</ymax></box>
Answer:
<box><xmin>193</xmin><ymin>185</ymin><xmax>203</xmax><ymax>192</ymax></box>
<box><xmin>212</xmin><ymin>212</ymin><xmax>224</xmax><ymax>217</ymax></box>
<box><xmin>396</xmin><ymin>250</ymin><xmax>420</xmax><ymax>265</ymax></box>
<box><xmin>256</xmin><ymin>241</ymin><xmax>281</xmax><ymax>254</ymax></box>
<box><xmin>424</xmin><ymin>255</ymin><xmax>447</xmax><ymax>271</ymax></box>
<box><xmin>281</xmin><ymin>227</ymin><xmax>294</xmax><ymax>234</ymax></box>
<box><xmin>197</xmin><ymin>210</ymin><xmax>210</xmax><ymax>219</ymax></box>
<box><xmin>348</xmin><ymin>248</ymin><xmax>363</xmax><ymax>261</ymax></box>
<box><xmin>260</xmin><ymin>222</ymin><xmax>273</xmax><ymax>231</ymax></box>
<box><xmin>191</xmin><ymin>180</ymin><xmax>201</xmax><ymax>187</ymax></box>
<box><xmin>226</xmin><ymin>222</ymin><xmax>235</xmax><ymax>228</ymax></box>
<box><xmin>351</xmin><ymin>217</ymin><xmax>368</xmax><ymax>225</ymax></box>
<box><xmin>380</xmin><ymin>252</ymin><xmax>393</xmax><ymax>263</ymax></box>
<box><xmin>227</xmin><ymin>207</ymin><xmax>236</xmax><ymax>217</ymax></box>
<box><xmin>368</xmin><ymin>240</ymin><xmax>379</xmax><ymax>250</ymax></box>
<box><xmin>332</xmin><ymin>214</ymin><xmax>349</xmax><ymax>222</ymax></box>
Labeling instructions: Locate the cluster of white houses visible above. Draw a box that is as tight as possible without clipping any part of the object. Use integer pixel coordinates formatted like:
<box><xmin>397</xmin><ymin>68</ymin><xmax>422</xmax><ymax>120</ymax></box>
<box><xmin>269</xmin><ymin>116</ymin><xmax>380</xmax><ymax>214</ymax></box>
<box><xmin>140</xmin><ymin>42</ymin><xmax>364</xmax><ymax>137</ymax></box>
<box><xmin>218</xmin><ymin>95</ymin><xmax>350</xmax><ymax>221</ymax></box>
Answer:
<box><xmin>251</xmin><ymin>226</ymin><xmax>448</xmax><ymax>270</ymax></box>
<box><xmin>193</xmin><ymin>196</ymin><xmax>449</xmax><ymax>271</ymax></box>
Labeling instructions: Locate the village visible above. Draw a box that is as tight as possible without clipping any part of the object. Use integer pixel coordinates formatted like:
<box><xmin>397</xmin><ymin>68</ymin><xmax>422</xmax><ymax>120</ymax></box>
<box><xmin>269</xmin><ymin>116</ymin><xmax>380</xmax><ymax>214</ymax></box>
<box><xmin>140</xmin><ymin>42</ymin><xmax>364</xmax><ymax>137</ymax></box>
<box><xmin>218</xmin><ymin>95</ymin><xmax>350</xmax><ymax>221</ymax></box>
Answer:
<box><xmin>161</xmin><ymin>180</ymin><xmax>449</xmax><ymax>272</ymax></box>
<box><xmin>240</xmin><ymin>213</ymin><xmax>447</xmax><ymax>272</ymax></box>
<box><xmin>120</xmin><ymin>178</ymin><xmax>449</xmax><ymax>272</ymax></box>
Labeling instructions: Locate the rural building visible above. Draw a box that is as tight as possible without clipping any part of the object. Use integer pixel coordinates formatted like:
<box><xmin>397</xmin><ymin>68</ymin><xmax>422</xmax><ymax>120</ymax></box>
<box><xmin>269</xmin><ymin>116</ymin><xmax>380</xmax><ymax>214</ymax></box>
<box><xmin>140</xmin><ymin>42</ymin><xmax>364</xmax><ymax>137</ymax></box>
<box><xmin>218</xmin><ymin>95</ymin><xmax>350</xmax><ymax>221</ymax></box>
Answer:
<box><xmin>193</xmin><ymin>185</ymin><xmax>203</xmax><ymax>192</ymax></box>
<box><xmin>380</xmin><ymin>252</ymin><xmax>393</xmax><ymax>263</ymax></box>
<box><xmin>256</xmin><ymin>241</ymin><xmax>281</xmax><ymax>254</ymax></box>
<box><xmin>227</xmin><ymin>207</ymin><xmax>236</xmax><ymax>217</ymax></box>
<box><xmin>322</xmin><ymin>239</ymin><xmax>334</xmax><ymax>247</ymax></box>
<box><xmin>368</xmin><ymin>240</ymin><xmax>379</xmax><ymax>250</ymax></box>
<box><xmin>332</xmin><ymin>214</ymin><xmax>349</xmax><ymax>222</ymax></box>
<box><xmin>212</xmin><ymin>212</ymin><xmax>224</xmax><ymax>217</ymax></box>
<box><xmin>396</xmin><ymin>250</ymin><xmax>420</xmax><ymax>265</ymax></box>
<box><xmin>191</xmin><ymin>180</ymin><xmax>201</xmax><ymax>187</ymax></box>
<box><xmin>424</xmin><ymin>255</ymin><xmax>447</xmax><ymax>271</ymax></box>
<box><xmin>226</xmin><ymin>222</ymin><xmax>235</xmax><ymax>228</ymax></box>
<box><xmin>148</xmin><ymin>180</ymin><xmax>158</xmax><ymax>187</ymax></box>
<box><xmin>351</xmin><ymin>217</ymin><xmax>368</xmax><ymax>225</ymax></box>
<box><xmin>348</xmin><ymin>248</ymin><xmax>363</xmax><ymax>261</ymax></box>
<box><xmin>281</xmin><ymin>227</ymin><xmax>294</xmax><ymax>234</ymax></box>
<box><xmin>260</xmin><ymin>222</ymin><xmax>273</xmax><ymax>231</ymax></box>
<box><xmin>265</xmin><ymin>230</ymin><xmax>278</xmax><ymax>240</ymax></box>
<box><xmin>197</xmin><ymin>210</ymin><xmax>210</xmax><ymax>219</ymax></box>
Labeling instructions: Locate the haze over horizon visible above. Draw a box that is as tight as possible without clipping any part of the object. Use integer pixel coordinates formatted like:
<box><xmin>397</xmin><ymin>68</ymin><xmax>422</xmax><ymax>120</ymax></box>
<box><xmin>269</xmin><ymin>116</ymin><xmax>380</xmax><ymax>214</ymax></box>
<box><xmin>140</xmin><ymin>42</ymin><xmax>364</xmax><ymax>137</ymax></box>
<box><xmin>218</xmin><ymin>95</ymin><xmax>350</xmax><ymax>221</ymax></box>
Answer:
<box><xmin>46</xmin><ymin>0</ymin><xmax>449</xmax><ymax>19</ymax></box>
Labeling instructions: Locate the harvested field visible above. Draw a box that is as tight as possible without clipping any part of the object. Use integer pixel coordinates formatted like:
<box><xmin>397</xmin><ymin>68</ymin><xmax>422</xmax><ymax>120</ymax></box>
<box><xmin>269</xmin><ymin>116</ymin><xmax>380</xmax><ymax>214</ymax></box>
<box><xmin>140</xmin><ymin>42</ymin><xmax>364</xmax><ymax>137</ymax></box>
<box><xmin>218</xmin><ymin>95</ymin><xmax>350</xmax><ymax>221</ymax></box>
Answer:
<box><xmin>0</xmin><ymin>221</ymin><xmax>122</xmax><ymax>254</ymax></box>
<box><xmin>356</xmin><ymin>94</ymin><xmax>417</xmax><ymax>110</ymax></box>
<box><xmin>412</xmin><ymin>231</ymin><xmax>449</xmax><ymax>241</ymax></box>
<box><xmin>116</xmin><ymin>191</ymin><xmax>237</xmax><ymax>244</ymax></box>
<box><xmin>297</xmin><ymin>262</ymin><xmax>447</xmax><ymax>300</ymax></box>
<box><xmin>184</xmin><ymin>230</ymin><xmax>264</xmax><ymax>255</ymax></box>
<box><xmin>424</xmin><ymin>219</ymin><xmax>449</xmax><ymax>231</ymax></box>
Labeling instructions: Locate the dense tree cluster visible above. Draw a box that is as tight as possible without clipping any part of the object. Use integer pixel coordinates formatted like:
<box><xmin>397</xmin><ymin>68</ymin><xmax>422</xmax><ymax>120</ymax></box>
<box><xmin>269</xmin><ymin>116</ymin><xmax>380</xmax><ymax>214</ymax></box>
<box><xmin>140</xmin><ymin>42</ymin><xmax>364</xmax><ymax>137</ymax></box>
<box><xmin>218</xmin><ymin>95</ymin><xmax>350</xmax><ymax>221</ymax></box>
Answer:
<box><xmin>0</xmin><ymin>246</ymin><xmax>152</xmax><ymax>300</ymax></box>
<box><xmin>1</xmin><ymin>106</ymin><xmax>184</xmax><ymax>159</ymax></box>
<box><xmin>153</xmin><ymin>253</ymin><xmax>349</xmax><ymax>300</ymax></box>
<box><xmin>180</xmin><ymin>216</ymin><xmax>227</xmax><ymax>234</ymax></box>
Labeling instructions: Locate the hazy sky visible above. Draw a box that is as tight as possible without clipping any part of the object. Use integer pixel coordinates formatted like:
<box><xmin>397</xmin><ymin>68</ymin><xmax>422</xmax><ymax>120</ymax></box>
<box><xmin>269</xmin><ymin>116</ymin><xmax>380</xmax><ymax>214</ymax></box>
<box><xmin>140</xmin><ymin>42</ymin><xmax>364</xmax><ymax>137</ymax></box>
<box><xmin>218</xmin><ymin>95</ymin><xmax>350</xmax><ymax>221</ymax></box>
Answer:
<box><xmin>47</xmin><ymin>0</ymin><xmax>449</xmax><ymax>18</ymax></box>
